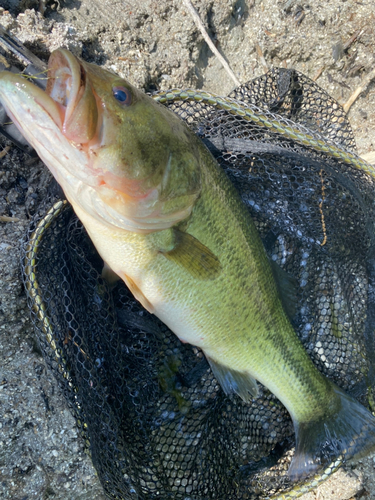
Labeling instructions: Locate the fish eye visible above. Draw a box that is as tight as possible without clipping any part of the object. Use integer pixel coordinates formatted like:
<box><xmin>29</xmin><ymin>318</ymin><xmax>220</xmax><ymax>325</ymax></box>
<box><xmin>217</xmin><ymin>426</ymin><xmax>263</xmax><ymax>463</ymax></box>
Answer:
<box><xmin>112</xmin><ymin>86</ymin><xmax>132</xmax><ymax>106</ymax></box>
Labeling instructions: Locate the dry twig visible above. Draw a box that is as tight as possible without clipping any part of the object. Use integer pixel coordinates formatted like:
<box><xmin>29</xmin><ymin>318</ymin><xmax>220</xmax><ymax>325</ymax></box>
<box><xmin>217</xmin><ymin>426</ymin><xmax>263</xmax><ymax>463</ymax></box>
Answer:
<box><xmin>344</xmin><ymin>67</ymin><xmax>375</xmax><ymax>113</ymax></box>
<box><xmin>255</xmin><ymin>43</ymin><xmax>268</xmax><ymax>73</ymax></box>
<box><xmin>0</xmin><ymin>145</ymin><xmax>11</xmax><ymax>158</ymax></box>
<box><xmin>342</xmin><ymin>28</ymin><xmax>364</xmax><ymax>51</ymax></box>
<box><xmin>312</xmin><ymin>66</ymin><xmax>325</xmax><ymax>82</ymax></box>
<box><xmin>182</xmin><ymin>0</ymin><xmax>240</xmax><ymax>87</ymax></box>
<box><xmin>0</xmin><ymin>215</ymin><xmax>20</xmax><ymax>222</ymax></box>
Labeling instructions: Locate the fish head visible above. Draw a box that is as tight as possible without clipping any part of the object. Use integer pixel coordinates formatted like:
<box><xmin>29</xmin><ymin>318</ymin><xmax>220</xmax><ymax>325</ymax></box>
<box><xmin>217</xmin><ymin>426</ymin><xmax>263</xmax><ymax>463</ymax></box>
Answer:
<box><xmin>0</xmin><ymin>49</ymin><xmax>202</xmax><ymax>232</ymax></box>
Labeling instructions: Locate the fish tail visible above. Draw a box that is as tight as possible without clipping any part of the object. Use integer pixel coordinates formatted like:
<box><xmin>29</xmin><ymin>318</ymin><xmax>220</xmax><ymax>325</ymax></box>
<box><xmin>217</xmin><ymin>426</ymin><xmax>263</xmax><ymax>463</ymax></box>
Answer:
<box><xmin>288</xmin><ymin>383</ymin><xmax>375</xmax><ymax>481</ymax></box>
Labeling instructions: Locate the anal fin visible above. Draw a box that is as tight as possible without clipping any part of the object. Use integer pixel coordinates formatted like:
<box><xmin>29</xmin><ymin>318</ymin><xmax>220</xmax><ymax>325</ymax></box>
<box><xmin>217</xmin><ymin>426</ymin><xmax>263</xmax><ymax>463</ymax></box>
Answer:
<box><xmin>206</xmin><ymin>356</ymin><xmax>259</xmax><ymax>402</ymax></box>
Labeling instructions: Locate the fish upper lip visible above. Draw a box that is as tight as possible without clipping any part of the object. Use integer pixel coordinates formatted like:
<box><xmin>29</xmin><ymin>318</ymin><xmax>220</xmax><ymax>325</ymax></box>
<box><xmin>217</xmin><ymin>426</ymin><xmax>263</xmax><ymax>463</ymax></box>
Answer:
<box><xmin>46</xmin><ymin>49</ymin><xmax>82</xmax><ymax>122</ymax></box>
<box><xmin>46</xmin><ymin>49</ymin><xmax>99</xmax><ymax>142</ymax></box>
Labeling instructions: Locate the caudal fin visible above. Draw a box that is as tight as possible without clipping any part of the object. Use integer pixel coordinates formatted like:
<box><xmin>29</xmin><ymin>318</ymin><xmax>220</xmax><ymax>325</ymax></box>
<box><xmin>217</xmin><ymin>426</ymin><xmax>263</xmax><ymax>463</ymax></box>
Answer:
<box><xmin>288</xmin><ymin>383</ymin><xmax>375</xmax><ymax>481</ymax></box>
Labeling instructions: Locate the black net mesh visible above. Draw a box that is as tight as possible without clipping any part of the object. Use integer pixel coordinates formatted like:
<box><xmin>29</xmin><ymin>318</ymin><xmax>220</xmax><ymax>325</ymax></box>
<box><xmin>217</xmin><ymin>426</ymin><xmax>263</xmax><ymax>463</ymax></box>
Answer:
<box><xmin>21</xmin><ymin>68</ymin><xmax>375</xmax><ymax>499</ymax></box>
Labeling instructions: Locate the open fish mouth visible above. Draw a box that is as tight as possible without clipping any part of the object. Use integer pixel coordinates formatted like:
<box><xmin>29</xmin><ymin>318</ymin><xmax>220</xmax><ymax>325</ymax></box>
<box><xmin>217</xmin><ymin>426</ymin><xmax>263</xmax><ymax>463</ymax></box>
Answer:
<box><xmin>0</xmin><ymin>52</ymin><xmax>104</xmax><ymax>199</ymax></box>
<box><xmin>0</xmin><ymin>49</ymin><xmax>99</xmax><ymax>150</ymax></box>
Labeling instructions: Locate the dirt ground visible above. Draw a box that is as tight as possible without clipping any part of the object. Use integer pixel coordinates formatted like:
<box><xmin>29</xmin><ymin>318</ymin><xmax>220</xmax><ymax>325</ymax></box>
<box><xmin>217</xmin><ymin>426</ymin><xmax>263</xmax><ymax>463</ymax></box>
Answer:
<box><xmin>0</xmin><ymin>0</ymin><xmax>375</xmax><ymax>499</ymax></box>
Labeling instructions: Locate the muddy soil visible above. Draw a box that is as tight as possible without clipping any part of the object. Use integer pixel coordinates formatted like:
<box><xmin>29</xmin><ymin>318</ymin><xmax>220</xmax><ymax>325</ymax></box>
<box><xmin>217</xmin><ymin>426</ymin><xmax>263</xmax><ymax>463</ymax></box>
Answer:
<box><xmin>0</xmin><ymin>0</ymin><xmax>375</xmax><ymax>499</ymax></box>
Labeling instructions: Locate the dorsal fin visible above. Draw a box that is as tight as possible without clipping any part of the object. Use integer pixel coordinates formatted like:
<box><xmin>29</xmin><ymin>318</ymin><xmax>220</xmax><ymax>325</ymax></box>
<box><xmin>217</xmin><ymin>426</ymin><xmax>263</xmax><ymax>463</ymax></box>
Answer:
<box><xmin>269</xmin><ymin>259</ymin><xmax>298</xmax><ymax>321</ymax></box>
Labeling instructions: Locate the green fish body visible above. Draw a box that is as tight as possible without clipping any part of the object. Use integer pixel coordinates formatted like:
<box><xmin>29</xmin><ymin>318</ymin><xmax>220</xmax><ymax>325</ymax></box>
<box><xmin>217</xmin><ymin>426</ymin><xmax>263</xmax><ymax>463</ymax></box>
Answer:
<box><xmin>1</xmin><ymin>49</ymin><xmax>375</xmax><ymax>480</ymax></box>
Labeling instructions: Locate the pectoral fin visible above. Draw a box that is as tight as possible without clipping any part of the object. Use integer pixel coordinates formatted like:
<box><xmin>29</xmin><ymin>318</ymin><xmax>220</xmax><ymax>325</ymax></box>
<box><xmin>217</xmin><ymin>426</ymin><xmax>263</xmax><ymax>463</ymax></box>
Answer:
<box><xmin>162</xmin><ymin>228</ymin><xmax>221</xmax><ymax>280</ymax></box>
<box><xmin>206</xmin><ymin>356</ymin><xmax>259</xmax><ymax>402</ymax></box>
<box><xmin>119</xmin><ymin>272</ymin><xmax>154</xmax><ymax>314</ymax></box>
<box><xmin>101</xmin><ymin>261</ymin><xmax>121</xmax><ymax>285</ymax></box>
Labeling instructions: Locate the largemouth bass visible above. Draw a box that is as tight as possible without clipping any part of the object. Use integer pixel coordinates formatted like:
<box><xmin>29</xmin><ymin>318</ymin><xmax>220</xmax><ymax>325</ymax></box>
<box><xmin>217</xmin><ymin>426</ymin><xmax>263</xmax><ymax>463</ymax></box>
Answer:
<box><xmin>1</xmin><ymin>48</ymin><xmax>375</xmax><ymax>481</ymax></box>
